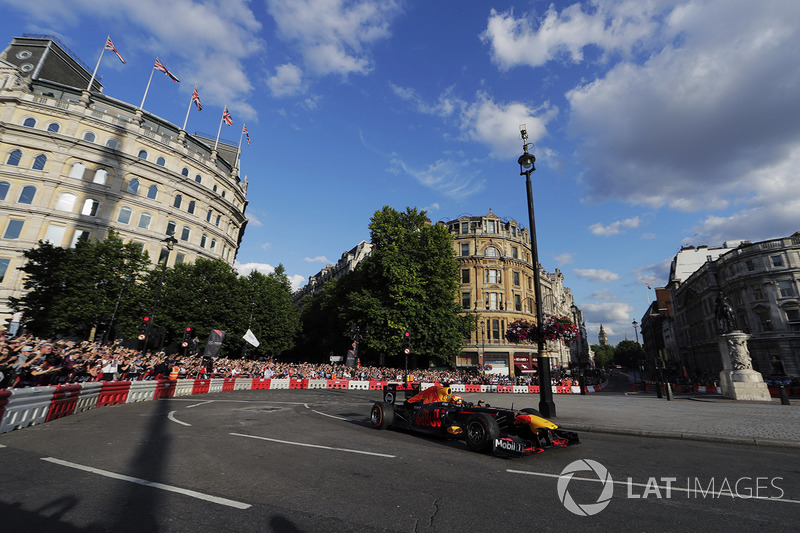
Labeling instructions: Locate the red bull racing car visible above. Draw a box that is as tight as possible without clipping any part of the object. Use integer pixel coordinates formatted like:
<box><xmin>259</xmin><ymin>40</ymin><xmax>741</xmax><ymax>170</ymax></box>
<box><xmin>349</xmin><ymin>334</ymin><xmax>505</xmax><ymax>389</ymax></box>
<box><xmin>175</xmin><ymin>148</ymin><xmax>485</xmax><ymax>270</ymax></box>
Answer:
<box><xmin>370</xmin><ymin>383</ymin><xmax>579</xmax><ymax>457</ymax></box>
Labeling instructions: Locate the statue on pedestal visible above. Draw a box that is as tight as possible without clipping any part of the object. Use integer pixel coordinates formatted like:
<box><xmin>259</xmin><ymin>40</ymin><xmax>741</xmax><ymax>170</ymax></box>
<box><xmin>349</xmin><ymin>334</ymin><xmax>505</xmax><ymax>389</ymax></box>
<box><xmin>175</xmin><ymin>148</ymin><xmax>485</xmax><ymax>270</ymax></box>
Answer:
<box><xmin>715</xmin><ymin>294</ymin><xmax>737</xmax><ymax>333</ymax></box>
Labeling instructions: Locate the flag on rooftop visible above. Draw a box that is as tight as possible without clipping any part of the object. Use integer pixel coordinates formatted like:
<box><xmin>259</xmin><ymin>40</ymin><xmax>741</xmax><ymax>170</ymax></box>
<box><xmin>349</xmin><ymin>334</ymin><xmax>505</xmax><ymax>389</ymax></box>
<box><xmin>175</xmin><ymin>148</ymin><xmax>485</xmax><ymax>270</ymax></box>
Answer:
<box><xmin>154</xmin><ymin>57</ymin><xmax>180</xmax><ymax>82</ymax></box>
<box><xmin>243</xmin><ymin>123</ymin><xmax>250</xmax><ymax>145</ymax></box>
<box><xmin>104</xmin><ymin>36</ymin><xmax>125</xmax><ymax>64</ymax></box>
<box><xmin>191</xmin><ymin>84</ymin><xmax>202</xmax><ymax>111</ymax></box>
<box><xmin>222</xmin><ymin>107</ymin><xmax>233</xmax><ymax>126</ymax></box>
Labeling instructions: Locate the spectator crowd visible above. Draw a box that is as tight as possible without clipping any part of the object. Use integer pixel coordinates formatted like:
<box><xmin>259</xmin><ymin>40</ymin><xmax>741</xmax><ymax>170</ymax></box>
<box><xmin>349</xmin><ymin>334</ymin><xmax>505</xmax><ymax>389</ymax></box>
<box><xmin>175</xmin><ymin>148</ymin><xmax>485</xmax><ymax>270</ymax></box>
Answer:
<box><xmin>0</xmin><ymin>332</ymin><xmax>608</xmax><ymax>390</ymax></box>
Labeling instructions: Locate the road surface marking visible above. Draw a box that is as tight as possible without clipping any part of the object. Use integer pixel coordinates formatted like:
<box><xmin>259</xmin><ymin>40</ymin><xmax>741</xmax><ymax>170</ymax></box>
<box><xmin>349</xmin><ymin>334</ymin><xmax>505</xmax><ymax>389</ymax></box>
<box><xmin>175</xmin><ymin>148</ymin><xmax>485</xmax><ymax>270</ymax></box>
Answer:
<box><xmin>167</xmin><ymin>410</ymin><xmax>191</xmax><ymax>426</ymax></box>
<box><xmin>311</xmin><ymin>409</ymin><xmax>351</xmax><ymax>421</ymax></box>
<box><xmin>186</xmin><ymin>400</ymin><xmax>214</xmax><ymax>408</ymax></box>
<box><xmin>230</xmin><ymin>432</ymin><xmax>395</xmax><ymax>458</ymax></box>
<box><xmin>41</xmin><ymin>457</ymin><xmax>251</xmax><ymax>509</ymax></box>
<box><xmin>507</xmin><ymin>469</ymin><xmax>800</xmax><ymax>504</ymax></box>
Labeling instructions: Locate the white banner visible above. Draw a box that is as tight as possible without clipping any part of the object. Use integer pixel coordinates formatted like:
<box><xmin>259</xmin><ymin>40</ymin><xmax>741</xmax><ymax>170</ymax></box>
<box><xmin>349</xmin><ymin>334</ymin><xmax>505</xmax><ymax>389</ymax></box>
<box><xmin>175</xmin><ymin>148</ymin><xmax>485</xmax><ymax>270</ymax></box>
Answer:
<box><xmin>243</xmin><ymin>328</ymin><xmax>260</xmax><ymax>347</ymax></box>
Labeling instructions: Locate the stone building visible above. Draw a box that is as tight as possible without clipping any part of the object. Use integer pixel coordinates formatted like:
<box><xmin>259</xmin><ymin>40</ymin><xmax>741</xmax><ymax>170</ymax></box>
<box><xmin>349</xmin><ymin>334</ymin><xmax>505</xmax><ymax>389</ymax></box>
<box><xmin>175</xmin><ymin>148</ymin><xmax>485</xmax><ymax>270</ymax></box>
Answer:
<box><xmin>0</xmin><ymin>36</ymin><xmax>248</xmax><ymax>317</ymax></box>
<box><xmin>440</xmin><ymin>210</ymin><xmax>582</xmax><ymax>376</ymax></box>
<box><xmin>292</xmin><ymin>240</ymin><xmax>373</xmax><ymax>304</ymax></box>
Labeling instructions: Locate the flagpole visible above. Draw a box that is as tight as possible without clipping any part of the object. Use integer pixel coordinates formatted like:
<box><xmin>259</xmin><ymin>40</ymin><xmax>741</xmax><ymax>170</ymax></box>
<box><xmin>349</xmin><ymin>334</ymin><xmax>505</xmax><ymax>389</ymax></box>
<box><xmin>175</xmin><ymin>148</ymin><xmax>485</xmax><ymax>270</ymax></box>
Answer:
<box><xmin>182</xmin><ymin>81</ymin><xmax>197</xmax><ymax>131</ymax></box>
<box><xmin>139</xmin><ymin>66</ymin><xmax>156</xmax><ymax>110</ymax></box>
<box><xmin>235</xmin><ymin>125</ymin><xmax>244</xmax><ymax>168</ymax></box>
<box><xmin>214</xmin><ymin>105</ymin><xmax>226</xmax><ymax>151</ymax></box>
<box><xmin>86</xmin><ymin>36</ymin><xmax>108</xmax><ymax>92</ymax></box>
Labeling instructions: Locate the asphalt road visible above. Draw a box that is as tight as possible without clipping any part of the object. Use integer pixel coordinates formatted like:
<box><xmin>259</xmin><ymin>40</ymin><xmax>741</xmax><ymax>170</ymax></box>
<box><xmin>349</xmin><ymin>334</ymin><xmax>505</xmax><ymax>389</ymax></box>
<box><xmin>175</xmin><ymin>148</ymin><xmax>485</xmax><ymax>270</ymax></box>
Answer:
<box><xmin>0</xmin><ymin>389</ymin><xmax>797</xmax><ymax>532</ymax></box>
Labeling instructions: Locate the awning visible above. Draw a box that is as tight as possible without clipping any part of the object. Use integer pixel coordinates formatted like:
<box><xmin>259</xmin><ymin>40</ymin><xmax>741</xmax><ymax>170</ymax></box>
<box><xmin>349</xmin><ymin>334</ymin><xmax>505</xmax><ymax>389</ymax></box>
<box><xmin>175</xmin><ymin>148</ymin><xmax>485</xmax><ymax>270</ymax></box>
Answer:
<box><xmin>514</xmin><ymin>362</ymin><xmax>536</xmax><ymax>373</ymax></box>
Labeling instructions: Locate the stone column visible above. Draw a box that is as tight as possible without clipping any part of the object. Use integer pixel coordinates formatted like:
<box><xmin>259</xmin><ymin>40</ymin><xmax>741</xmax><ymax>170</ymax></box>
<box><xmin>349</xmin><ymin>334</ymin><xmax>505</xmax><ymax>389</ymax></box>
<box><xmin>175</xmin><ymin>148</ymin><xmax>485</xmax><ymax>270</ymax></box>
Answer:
<box><xmin>717</xmin><ymin>332</ymin><xmax>771</xmax><ymax>401</ymax></box>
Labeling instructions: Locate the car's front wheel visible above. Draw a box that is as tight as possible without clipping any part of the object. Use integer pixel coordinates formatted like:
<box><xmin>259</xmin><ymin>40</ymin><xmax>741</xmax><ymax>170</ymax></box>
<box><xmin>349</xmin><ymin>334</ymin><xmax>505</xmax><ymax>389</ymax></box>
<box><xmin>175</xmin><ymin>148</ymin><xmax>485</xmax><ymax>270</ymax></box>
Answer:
<box><xmin>465</xmin><ymin>413</ymin><xmax>500</xmax><ymax>453</ymax></box>
<box><xmin>370</xmin><ymin>402</ymin><xmax>394</xmax><ymax>429</ymax></box>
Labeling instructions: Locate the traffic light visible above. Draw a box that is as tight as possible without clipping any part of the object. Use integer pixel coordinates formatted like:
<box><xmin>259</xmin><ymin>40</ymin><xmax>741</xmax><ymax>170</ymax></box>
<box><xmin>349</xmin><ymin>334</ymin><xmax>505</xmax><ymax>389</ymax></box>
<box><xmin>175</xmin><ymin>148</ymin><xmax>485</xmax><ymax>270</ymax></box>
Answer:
<box><xmin>182</xmin><ymin>327</ymin><xmax>192</xmax><ymax>348</ymax></box>
<box><xmin>138</xmin><ymin>316</ymin><xmax>150</xmax><ymax>341</ymax></box>
<box><xmin>403</xmin><ymin>331</ymin><xmax>411</xmax><ymax>355</ymax></box>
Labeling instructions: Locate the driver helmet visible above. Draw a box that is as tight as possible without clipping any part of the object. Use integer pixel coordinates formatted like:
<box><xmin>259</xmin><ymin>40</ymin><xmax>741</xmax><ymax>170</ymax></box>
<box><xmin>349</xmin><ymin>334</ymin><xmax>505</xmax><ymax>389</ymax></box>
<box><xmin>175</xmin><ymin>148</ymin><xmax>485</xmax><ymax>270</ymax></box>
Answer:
<box><xmin>450</xmin><ymin>394</ymin><xmax>464</xmax><ymax>405</ymax></box>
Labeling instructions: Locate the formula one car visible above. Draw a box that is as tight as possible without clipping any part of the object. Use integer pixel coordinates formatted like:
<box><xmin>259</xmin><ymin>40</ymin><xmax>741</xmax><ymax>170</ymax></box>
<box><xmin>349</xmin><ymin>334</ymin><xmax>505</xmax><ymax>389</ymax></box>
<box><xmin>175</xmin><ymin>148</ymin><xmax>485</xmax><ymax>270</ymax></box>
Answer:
<box><xmin>370</xmin><ymin>384</ymin><xmax>579</xmax><ymax>457</ymax></box>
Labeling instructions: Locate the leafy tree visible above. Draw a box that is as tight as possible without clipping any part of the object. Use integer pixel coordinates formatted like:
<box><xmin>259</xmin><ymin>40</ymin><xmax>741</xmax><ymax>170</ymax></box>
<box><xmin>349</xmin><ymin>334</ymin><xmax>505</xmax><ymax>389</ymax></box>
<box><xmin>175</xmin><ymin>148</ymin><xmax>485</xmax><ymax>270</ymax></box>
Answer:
<box><xmin>614</xmin><ymin>339</ymin><xmax>645</xmax><ymax>369</ymax></box>
<box><xmin>237</xmin><ymin>265</ymin><xmax>300</xmax><ymax>358</ymax></box>
<box><xmin>590</xmin><ymin>343</ymin><xmax>615</xmax><ymax>368</ymax></box>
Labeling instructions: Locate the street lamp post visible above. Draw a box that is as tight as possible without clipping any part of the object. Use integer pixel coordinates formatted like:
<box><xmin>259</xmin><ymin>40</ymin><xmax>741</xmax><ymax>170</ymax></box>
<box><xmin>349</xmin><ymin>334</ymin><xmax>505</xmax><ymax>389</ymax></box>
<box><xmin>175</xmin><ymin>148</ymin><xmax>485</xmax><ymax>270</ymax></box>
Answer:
<box><xmin>518</xmin><ymin>124</ymin><xmax>556</xmax><ymax>418</ymax></box>
<box><xmin>632</xmin><ymin>319</ymin><xmax>641</xmax><ymax>383</ymax></box>
<box><xmin>572</xmin><ymin>304</ymin><xmax>586</xmax><ymax>395</ymax></box>
<box><xmin>144</xmin><ymin>234</ymin><xmax>178</xmax><ymax>351</ymax></box>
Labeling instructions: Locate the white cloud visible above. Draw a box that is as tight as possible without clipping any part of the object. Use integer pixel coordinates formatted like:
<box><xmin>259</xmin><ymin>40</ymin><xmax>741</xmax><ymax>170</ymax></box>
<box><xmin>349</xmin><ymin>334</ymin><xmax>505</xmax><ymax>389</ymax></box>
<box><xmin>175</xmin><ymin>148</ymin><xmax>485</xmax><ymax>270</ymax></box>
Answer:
<box><xmin>589</xmin><ymin>216</ymin><xmax>641</xmax><ymax>236</ymax></box>
<box><xmin>554</xmin><ymin>252</ymin><xmax>574</xmax><ymax>265</ymax></box>
<box><xmin>267</xmin><ymin>63</ymin><xmax>304</xmax><ymax>97</ymax></box>
<box><xmin>573</xmin><ymin>268</ymin><xmax>621</xmax><ymax>282</ymax></box>
<box><xmin>288</xmin><ymin>274</ymin><xmax>306</xmax><ymax>292</ymax></box>
<box><xmin>304</xmin><ymin>256</ymin><xmax>331</xmax><ymax>264</ymax></box>
<box><xmin>580</xmin><ymin>301</ymin><xmax>634</xmax><ymax>324</ymax></box>
<box><xmin>266</xmin><ymin>0</ymin><xmax>403</xmax><ymax>77</ymax></box>
<box><xmin>247</xmin><ymin>213</ymin><xmax>264</xmax><ymax>227</ymax></box>
<box><xmin>391</xmin><ymin>156</ymin><xmax>485</xmax><ymax>199</ymax></box>
<box><xmin>235</xmin><ymin>261</ymin><xmax>275</xmax><ymax>277</ymax></box>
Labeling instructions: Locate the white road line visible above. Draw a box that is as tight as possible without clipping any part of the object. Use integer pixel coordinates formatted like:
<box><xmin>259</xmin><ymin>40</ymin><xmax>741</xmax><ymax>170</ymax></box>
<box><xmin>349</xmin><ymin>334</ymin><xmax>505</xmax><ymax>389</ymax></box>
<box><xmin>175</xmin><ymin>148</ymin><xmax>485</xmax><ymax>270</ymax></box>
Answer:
<box><xmin>167</xmin><ymin>410</ymin><xmax>191</xmax><ymax>426</ymax></box>
<box><xmin>41</xmin><ymin>457</ymin><xmax>251</xmax><ymax>509</ymax></box>
<box><xmin>311</xmin><ymin>409</ymin><xmax>352</xmax><ymax>422</ymax></box>
<box><xmin>186</xmin><ymin>401</ymin><xmax>214</xmax><ymax>409</ymax></box>
<box><xmin>507</xmin><ymin>469</ymin><xmax>800</xmax><ymax>505</ymax></box>
<box><xmin>230</xmin><ymin>432</ymin><xmax>395</xmax><ymax>458</ymax></box>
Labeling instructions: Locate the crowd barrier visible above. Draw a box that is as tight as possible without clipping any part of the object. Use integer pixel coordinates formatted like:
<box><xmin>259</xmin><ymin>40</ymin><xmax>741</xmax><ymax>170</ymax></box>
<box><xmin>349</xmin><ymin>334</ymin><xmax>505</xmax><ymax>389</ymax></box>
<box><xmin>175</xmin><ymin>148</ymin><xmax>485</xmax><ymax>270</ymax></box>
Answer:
<box><xmin>0</xmin><ymin>378</ymin><xmax>608</xmax><ymax>435</ymax></box>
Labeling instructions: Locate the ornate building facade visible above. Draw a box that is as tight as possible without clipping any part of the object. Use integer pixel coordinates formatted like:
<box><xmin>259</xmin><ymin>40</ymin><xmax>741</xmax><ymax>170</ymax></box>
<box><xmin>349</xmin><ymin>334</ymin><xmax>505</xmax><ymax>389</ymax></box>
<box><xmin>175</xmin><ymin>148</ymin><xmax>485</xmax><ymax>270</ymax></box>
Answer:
<box><xmin>440</xmin><ymin>210</ymin><xmax>583</xmax><ymax>376</ymax></box>
<box><xmin>0</xmin><ymin>36</ymin><xmax>248</xmax><ymax>317</ymax></box>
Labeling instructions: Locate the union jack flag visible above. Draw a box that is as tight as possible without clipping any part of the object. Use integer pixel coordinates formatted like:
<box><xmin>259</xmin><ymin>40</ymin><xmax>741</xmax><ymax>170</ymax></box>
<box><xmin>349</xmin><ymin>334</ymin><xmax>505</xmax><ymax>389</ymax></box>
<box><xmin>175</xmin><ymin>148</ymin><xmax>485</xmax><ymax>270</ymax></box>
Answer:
<box><xmin>222</xmin><ymin>107</ymin><xmax>233</xmax><ymax>126</ymax></box>
<box><xmin>154</xmin><ymin>57</ymin><xmax>180</xmax><ymax>82</ymax></box>
<box><xmin>104</xmin><ymin>36</ymin><xmax>125</xmax><ymax>64</ymax></box>
<box><xmin>191</xmin><ymin>84</ymin><xmax>202</xmax><ymax>111</ymax></box>
<box><xmin>243</xmin><ymin>123</ymin><xmax>250</xmax><ymax>145</ymax></box>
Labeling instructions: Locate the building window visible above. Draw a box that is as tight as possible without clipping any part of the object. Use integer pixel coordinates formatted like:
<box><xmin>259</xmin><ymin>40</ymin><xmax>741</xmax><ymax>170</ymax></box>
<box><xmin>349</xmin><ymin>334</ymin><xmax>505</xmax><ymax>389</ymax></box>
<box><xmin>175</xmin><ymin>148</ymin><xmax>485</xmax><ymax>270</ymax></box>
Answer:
<box><xmin>195</xmin><ymin>174</ymin><xmax>202</xmax><ymax>184</ymax></box>
<box><xmin>771</xmin><ymin>255</ymin><xmax>784</xmax><ymax>267</ymax></box>
<box><xmin>756</xmin><ymin>308</ymin><xmax>773</xmax><ymax>332</ymax></box>
<box><xmin>6</xmin><ymin>150</ymin><xmax>22</xmax><ymax>166</ymax></box>
<box><xmin>200</xmin><ymin>234</ymin><xmax>207</xmax><ymax>248</ymax></box>
<box><xmin>180</xmin><ymin>226</ymin><xmax>190</xmax><ymax>241</ymax></box>
<box><xmin>746</xmin><ymin>260</ymin><xmax>755</xmax><ymax>271</ymax></box>
<box><xmin>786</xmin><ymin>309</ymin><xmax>800</xmax><ymax>331</ymax></box>
<box><xmin>3</xmin><ymin>219</ymin><xmax>24</xmax><ymax>239</ymax></box>
<box><xmin>461</xmin><ymin>269</ymin><xmax>470</xmax><ymax>283</ymax></box>
<box><xmin>491</xmin><ymin>319</ymin><xmax>500</xmax><ymax>340</ymax></box>
<box><xmin>81</xmin><ymin>198</ymin><xmax>100</xmax><ymax>216</ymax></box>
<box><xmin>752</xmin><ymin>285</ymin><xmax>764</xmax><ymax>300</ymax></box>
<box><xmin>138</xmin><ymin>150</ymin><xmax>148</xmax><ymax>160</ymax></box>
<box><xmin>187</xmin><ymin>200</ymin><xmax>196</xmax><ymax>214</ymax></box>
<box><xmin>461</xmin><ymin>243</ymin><xmax>469</xmax><ymax>256</ymax></box>
<box><xmin>126</xmin><ymin>178</ymin><xmax>139</xmax><ymax>194</ymax></box>
<box><xmin>213</xmin><ymin>184</ymin><xmax>218</xmax><ymax>193</ymax></box>
<box><xmin>461</xmin><ymin>222</ymin><xmax>468</xmax><ymax>234</ymax></box>
<box><xmin>106</xmin><ymin>138</ymin><xmax>119</xmax><ymax>149</ymax></box>
<box><xmin>513</xmin><ymin>271</ymin><xmax>520</xmax><ymax>286</ymax></box>
<box><xmin>83</xmin><ymin>132</ymin><xmax>96</xmax><ymax>142</ymax></box>
<box><xmin>47</xmin><ymin>123</ymin><xmax>60</xmax><ymax>133</ymax></box>
<box><xmin>210</xmin><ymin>238</ymin><xmax>217</xmax><ymax>252</ymax></box>
<box><xmin>486</xmin><ymin>293</ymin><xmax>499</xmax><ymax>310</ymax></box>
<box><xmin>147</xmin><ymin>185</ymin><xmax>158</xmax><ymax>199</ymax></box>
<box><xmin>158</xmin><ymin>248</ymin><xmax>169</xmax><ymax>264</ymax></box>
<box><xmin>138</xmin><ymin>212</ymin><xmax>152</xmax><ymax>229</ymax></box>
<box><xmin>511</xmin><ymin>247</ymin><xmax>518</xmax><ymax>259</ymax></box>
<box><xmin>166</xmin><ymin>221</ymin><xmax>177</xmax><ymax>236</ymax></box>
<box><xmin>181</xmin><ymin>168</ymin><xmax>189</xmax><ymax>177</ymax></box>
<box><xmin>55</xmin><ymin>192</ymin><xmax>77</xmax><ymax>212</ymax></box>
<box><xmin>462</xmin><ymin>292</ymin><xmax>471</xmax><ymax>309</ymax></box>
<box><xmin>215</xmin><ymin>214</ymin><xmax>221</xmax><ymax>227</ymax></box>
<box><xmin>173</xmin><ymin>194</ymin><xmax>182</xmax><ymax>208</ymax></box>
<box><xmin>43</xmin><ymin>224</ymin><xmax>66</xmax><ymax>246</ymax></box>
<box><xmin>69</xmin><ymin>162</ymin><xmax>86</xmax><ymax>179</ymax></box>
<box><xmin>484</xmin><ymin>247</ymin><xmax>498</xmax><ymax>257</ymax></box>
<box><xmin>0</xmin><ymin>181</ymin><xmax>8</xmax><ymax>200</ymax></box>
<box><xmin>511</xmin><ymin>226</ymin><xmax>517</xmax><ymax>237</ymax></box>
<box><xmin>32</xmin><ymin>154</ymin><xmax>47</xmax><ymax>170</ymax></box>
<box><xmin>487</xmin><ymin>220</ymin><xmax>496</xmax><ymax>233</ymax></box>
<box><xmin>514</xmin><ymin>294</ymin><xmax>521</xmax><ymax>311</ymax></box>
<box><xmin>23</xmin><ymin>117</ymin><xmax>36</xmax><ymax>128</ymax></box>
<box><xmin>93</xmin><ymin>168</ymin><xmax>108</xmax><ymax>185</ymax></box>
<box><xmin>175</xmin><ymin>252</ymin><xmax>186</xmax><ymax>264</ymax></box>
<box><xmin>206</xmin><ymin>209</ymin><xmax>213</xmax><ymax>222</ymax></box>
<box><xmin>17</xmin><ymin>185</ymin><xmax>36</xmax><ymax>204</ymax></box>
<box><xmin>484</xmin><ymin>269</ymin><xmax>501</xmax><ymax>284</ymax></box>
<box><xmin>777</xmin><ymin>280</ymin><xmax>796</xmax><ymax>298</ymax></box>
<box><xmin>156</xmin><ymin>156</ymin><xmax>166</xmax><ymax>166</ymax></box>
<box><xmin>0</xmin><ymin>258</ymin><xmax>10</xmax><ymax>283</ymax></box>
<box><xmin>117</xmin><ymin>206</ymin><xmax>132</xmax><ymax>224</ymax></box>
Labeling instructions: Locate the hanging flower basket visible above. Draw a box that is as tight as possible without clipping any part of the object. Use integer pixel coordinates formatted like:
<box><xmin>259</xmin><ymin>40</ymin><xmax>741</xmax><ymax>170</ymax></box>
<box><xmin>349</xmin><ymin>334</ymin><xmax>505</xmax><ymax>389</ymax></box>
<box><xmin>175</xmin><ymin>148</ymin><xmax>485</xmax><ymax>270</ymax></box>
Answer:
<box><xmin>506</xmin><ymin>316</ymin><xmax>579</xmax><ymax>344</ymax></box>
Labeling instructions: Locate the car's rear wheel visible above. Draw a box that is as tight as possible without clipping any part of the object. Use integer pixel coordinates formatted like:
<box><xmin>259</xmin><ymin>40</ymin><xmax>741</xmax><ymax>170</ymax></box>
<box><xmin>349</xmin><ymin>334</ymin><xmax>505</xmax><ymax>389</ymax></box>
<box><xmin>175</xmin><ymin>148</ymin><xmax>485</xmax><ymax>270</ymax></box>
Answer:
<box><xmin>370</xmin><ymin>402</ymin><xmax>394</xmax><ymax>429</ymax></box>
<box><xmin>465</xmin><ymin>413</ymin><xmax>500</xmax><ymax>453</ymax></box>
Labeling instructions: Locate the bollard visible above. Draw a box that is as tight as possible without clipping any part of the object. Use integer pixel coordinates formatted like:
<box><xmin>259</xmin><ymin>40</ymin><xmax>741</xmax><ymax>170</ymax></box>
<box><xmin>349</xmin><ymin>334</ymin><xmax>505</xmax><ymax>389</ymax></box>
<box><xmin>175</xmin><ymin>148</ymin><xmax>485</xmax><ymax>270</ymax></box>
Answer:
<box><xmin>665</xmin><ymin>382</ymin><xmax>673</xmax><ymax>401</ymax></box>
<box><xmin>778</xmin><ymin>384</ymin><xmax>790</xmax><ymax>405</ymax></box>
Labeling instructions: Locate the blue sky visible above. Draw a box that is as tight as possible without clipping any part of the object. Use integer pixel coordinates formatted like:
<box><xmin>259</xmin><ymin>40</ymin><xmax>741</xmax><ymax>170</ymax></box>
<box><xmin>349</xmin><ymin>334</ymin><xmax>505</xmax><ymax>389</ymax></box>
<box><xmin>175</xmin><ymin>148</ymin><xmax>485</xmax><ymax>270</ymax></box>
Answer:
<box><xmin>2</xmin><ymin>0</ymin><xmax>799</xmax><ymax>346</ymax></box>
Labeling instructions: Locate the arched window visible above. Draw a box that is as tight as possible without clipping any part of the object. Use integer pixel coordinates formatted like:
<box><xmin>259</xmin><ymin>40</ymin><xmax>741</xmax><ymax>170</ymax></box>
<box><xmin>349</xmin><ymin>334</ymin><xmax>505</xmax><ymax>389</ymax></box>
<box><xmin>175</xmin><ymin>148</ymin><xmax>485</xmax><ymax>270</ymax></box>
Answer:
<box><xmin>6</xmin><ymin>150</ymin><xmax>22</xmax><ymax>166</ymax></box>
<box><xmin>200</xmin><ymin>234</ymin><xmax>207</xmax><ymax>248</ymax></box>
<box><xmin>137</xmin><ymin>150</ymin><xmax>148</xmax><ymax>160</ymax></box>
<box><xmin>23</xmin><ymin>117</ymin><xmax>36</xmax><ymax>128</ymax></box>
<box><xmin>166</xmin><ymin>220</ymin><xmax>176</xmax><ymax>236</ymax></box>
<box><xmin>126</xmin><ymin>178</ymin><xmax>139</xmax><ymax>194</ymax></box>
<box><xmin>55</xmin><ymin>192</ymin><xmax>77</xmax><ymax>212</ymax></box>
<box><xmin>156</xmin><ymin>156</ymin><xmax>166</xmax><ymax>166</ymax></box>
<box><xmin>215</xmin><ymin>214</ymin><xmax>221</xmax><ymax>227</ymax></box>
<box><xmin>173</xmin><ymin>194</ymin><xmax>182</xmax><ymax>208</ymax></box>
<box><xmin>93</xmin><ymin>168</ymin><xmax>108</xmax><ymax>185</ymax></box>
<box><xmin>47</xmin><ymin>123</ymin><xmax>60</xmax><ymax>133</ymax></box>
<box><xmin>180</xmin><ymin>226</ymin><xmax>190</xmax><ymax>241</ymax></box>
<box><xmin>210</xmin><ymin>238</ymin><xmax>217</xmax><ymax>252</ymax></box>
<box><xmin>187</xmin><ymin>200</ymin><xmax>196</xmax><ymax>214</ymax></box>
<box><xmin>206</xmin><ymin>209</ymin><xmax>213</xmax><ymax>222</ymax></box>
<box><xmin>106</xmin><ymin>138</ymin><xmax>119</xmax><ymax>149</ymax></box>
<box><xmin>0</xmin><ymin>181</ymin><xmax>9</xmax><ymax>201</ymax></box>
<box><xmin>32</xmin><ymin>154</ymin><xmax>47</xmax><ymax>170</ymax></box>
<box><xmin>68</xmin><ymin>162</ymin><xmax>86</xmax><ymax>179</ymax></box>
<box><xmin>195</xmin><ymin>174</ymin><xmax>202</xmax><ymax>184</ymax></box>
<box><xmin>221</xmin><ymin>190</ymin><xmax>226</xmax><ymax>198</ymax></box>
<box><xmin>181</xmin><ymin>168</ymin><xmax>189</xmax><ymax>177</ymax></box>
<box><xmin>213</xmin><ymin>184</ymin><xmax>218</xmax><ymax>192</ymax></box>
<box><xmin>117</xmin><ymin>206</ymin><xmax>132</xmax><ymax>224</ymax></box>
<box><xmin>18</xmin><ymin>185</ymin><xmax>36</xmax><ymax>204</ymax></box>
<box><xmin>82</xmin><ymin>198</ymin><xmax>100</xmax><ymax>216</ymax></box>
<box><xmin>138</xmin><ymin>212</ymin><xmax>152</xmax><ymax>229</ymax></box>
<box><xmin>83</xmin><ymin>132</ymin><xmax>96</xmax><ymax>142</ymax></box>
<box><xmin>147</xmin><ymin>185</ymin><xmax>158</xmax><ymax>199</ymax></box>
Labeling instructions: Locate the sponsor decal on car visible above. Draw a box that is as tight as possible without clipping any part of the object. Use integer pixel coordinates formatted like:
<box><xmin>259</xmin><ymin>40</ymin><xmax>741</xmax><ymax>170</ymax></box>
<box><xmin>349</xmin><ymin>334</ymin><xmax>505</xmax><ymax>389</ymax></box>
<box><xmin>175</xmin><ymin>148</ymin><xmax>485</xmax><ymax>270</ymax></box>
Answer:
<box><xmin>495</xmin><ymin>437</ymin><xmax>524</xmax><ymax>453</ymax></box>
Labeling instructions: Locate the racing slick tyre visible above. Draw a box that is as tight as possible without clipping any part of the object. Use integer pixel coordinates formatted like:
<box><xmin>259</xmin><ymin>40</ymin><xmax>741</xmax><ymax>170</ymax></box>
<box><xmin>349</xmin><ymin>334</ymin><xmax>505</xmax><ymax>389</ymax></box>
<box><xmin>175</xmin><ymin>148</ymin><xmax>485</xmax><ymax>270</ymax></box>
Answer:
<box><xmin>521</xmin><ymin>408</ymin><xmax>543</xmax><ymax>418</ymax></box>
<box><xmin>465</xmin><ymin>413</ymin><xmax>500</xmax><ymax>453</ymax></box>
<box><xmin>370</xmin><ymin>402</ymin><xmax>395</xmax><ymax>430</ymax></box>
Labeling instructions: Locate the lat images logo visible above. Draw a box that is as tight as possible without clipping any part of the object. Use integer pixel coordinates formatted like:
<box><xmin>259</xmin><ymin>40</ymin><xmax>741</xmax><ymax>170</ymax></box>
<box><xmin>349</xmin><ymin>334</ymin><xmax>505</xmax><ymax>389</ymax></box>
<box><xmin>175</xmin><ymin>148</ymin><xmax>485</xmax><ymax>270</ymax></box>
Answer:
<box><xmin>558</xmin><ymin>459</ymin><xmax>614</xmax><ymax>516</ymax></box>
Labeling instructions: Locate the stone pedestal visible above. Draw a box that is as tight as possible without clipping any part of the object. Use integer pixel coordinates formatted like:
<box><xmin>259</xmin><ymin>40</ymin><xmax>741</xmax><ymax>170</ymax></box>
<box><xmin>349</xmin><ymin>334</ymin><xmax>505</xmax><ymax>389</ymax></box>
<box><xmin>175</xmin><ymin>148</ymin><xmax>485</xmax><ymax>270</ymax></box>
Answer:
<box><xmin>717</xmin><ymin>332</ymin><xmax>771</xmax><ymax>401</ymax></box>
